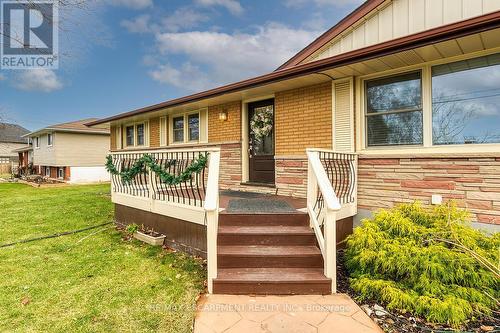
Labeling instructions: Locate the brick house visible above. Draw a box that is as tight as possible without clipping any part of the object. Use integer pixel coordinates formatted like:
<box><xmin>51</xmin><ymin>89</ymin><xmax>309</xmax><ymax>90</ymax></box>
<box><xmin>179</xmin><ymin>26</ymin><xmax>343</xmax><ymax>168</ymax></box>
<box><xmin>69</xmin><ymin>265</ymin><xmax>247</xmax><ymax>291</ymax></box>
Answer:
<box><xmin>89</xmin><ymin>0</ymin><xmax>500</xmax><ymax>294</ymax></box>
<box><xmin>26</xmin><ymin>119</ymin><xmax>110</xmax><ymax>183</ymax></box>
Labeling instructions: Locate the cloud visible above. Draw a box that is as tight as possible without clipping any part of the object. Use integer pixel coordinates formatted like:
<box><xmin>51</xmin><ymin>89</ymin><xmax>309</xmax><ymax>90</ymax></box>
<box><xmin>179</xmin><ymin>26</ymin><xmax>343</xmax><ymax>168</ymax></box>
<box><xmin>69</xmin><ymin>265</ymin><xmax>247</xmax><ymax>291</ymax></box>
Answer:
<box><xmin>162</xmin><ymin>7</ymin><xmax>209</xmax><ymax>32</ymax></box>
<box><xmin>149</xmin><ymin>23</ymin><xmax>320</xmax><ymax>91</ymax></box>
<box><xmin>195</xmin><ymin>0</ymin><xmax>243</xmax><ymax>15</ymax></box>
<box><xmin>284</xmin><ymin>0</ymin><xmax>363</xmax><ymax>8</ymax></box>
<box><xmin>121</xmin><ymin>14</ymin><xmax>151</xmax><ymax>33</ymax></box>
<box><xmin>149</xmin><ymin>63</ymin><xmax>211</xmax><ymax>91</ymax></box>
<box><xmin>12</xmin><ymin>69</ymin><xmax>63</xmax><ymax>92</ymax></box>
<box><xmin>107</xmin><ymin>0</ymin><xmax>153</xmax><ymax>10</ymax></box>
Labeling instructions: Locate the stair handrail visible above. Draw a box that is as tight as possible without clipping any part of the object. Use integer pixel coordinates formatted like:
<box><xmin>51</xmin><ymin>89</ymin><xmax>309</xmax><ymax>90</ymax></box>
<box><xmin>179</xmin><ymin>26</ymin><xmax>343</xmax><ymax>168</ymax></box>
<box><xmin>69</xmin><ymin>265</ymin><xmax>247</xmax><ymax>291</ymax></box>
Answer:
<box><xmin>204</xmin><ymin>149</ymin><xmax>221</xmax><ymax>294</ymax></box>
<box><xmin>306</xmin><ymin>148</ymin><xmax>342</xmax><ymax>293</ymax></box>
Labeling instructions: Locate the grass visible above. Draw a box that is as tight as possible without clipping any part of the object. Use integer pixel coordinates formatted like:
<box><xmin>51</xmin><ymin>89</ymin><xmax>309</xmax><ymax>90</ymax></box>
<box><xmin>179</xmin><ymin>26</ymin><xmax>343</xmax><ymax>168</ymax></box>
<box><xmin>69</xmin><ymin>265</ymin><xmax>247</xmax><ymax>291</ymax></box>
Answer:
<box><xmin>0</xmin><ymin>183</ymin><xmax>206</xmax><ymax>333</ymax></box>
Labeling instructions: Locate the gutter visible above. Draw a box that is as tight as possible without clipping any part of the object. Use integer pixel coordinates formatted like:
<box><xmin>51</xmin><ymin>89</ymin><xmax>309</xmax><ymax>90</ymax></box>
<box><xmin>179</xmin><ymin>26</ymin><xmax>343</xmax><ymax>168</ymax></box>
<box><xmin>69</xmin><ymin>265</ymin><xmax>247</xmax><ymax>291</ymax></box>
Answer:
<box><xmin>23</xmin><ymin>128</ymin><xmax>110</xmax><ymax>137</ymax></box>
<box><xmin>87</xmin><ymin>11</ymin><xmax>500</xmax><ymax>126</ymax></box>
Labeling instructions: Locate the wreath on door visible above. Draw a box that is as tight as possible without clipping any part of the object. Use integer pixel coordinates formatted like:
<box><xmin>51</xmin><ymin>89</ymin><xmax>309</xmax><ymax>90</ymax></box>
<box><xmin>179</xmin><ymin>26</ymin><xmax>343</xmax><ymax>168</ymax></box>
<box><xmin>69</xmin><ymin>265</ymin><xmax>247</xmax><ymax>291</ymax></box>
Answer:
<box><xmin>250</xmin><ymin>106</ymin><xmax>273</xmax><ymax>141</ymax></box>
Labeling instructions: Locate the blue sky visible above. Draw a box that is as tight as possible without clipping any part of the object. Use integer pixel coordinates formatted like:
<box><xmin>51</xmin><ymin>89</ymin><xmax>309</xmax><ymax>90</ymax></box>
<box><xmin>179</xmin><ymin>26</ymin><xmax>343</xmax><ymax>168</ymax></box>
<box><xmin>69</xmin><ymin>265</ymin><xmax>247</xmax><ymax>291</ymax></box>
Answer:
<box><xmin>0</xmin><ymin>0</ymin><xmax>362</xmax><ymax>131</ymax></box>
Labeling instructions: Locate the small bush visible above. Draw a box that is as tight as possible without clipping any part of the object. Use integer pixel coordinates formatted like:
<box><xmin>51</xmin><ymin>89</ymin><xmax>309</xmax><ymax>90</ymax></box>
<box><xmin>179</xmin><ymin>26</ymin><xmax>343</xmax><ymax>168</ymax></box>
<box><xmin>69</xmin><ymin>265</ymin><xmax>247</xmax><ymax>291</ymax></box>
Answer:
<box><xmin>345</xmin><ymin>202</ymin><xmax>499</xmax><ymax>326</ymax></box>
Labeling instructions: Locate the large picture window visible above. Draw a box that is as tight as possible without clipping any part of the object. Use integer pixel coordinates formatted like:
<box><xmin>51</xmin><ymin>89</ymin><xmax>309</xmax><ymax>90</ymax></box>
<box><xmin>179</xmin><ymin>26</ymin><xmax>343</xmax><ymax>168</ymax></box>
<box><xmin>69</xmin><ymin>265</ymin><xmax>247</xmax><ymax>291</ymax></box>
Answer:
<box><xmin>365</xmin><ymin>72</ymin><xmax>423</xmax><ymax>146</ymax></box>
<box><xmin>432</xmin><ymin>54</ymin><xmax>500</xmax><ymax>145</ymax></box>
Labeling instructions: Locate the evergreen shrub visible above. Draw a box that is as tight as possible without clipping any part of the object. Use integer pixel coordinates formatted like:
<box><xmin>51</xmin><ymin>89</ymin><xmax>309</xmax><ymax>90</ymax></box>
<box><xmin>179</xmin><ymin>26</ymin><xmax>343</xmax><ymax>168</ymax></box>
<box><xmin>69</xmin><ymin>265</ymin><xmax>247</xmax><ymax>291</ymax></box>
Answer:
<box><xmin>345</xmin><ymin>202</ymin><xmax>499</xmax><ymax>326</ymax></box>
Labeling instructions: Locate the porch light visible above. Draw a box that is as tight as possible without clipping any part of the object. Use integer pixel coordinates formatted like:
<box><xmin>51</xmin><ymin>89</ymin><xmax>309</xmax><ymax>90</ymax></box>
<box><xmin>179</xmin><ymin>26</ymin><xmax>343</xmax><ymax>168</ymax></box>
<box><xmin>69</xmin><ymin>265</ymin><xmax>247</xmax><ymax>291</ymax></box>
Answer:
<box><xmin>218</xmin><ymin>111</ymin><xmax>228</xmax><ymax>121</ymax></box>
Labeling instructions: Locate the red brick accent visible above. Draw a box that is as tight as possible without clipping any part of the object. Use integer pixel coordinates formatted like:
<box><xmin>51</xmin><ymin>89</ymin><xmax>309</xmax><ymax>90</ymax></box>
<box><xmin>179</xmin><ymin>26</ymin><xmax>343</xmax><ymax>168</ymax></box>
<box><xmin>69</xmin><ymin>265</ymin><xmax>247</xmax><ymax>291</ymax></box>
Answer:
<box><xmin>477</xmin><ymin>214</ymin><xmax>500</xmax><ymax>224</ymax></box>
<box><xmin>358</xmin><ymin>156</ymin><xmax>500</xmax><ymax>224</ymax></box>
<box><xmin>401</xmin><ymin>180</ymin><xmax>455</xmax><ymax>190</ymax></box>
<box><xmin>64</xmin><ymin>167</ymin><xmax>71</xmax><ymax>181</ymax></box>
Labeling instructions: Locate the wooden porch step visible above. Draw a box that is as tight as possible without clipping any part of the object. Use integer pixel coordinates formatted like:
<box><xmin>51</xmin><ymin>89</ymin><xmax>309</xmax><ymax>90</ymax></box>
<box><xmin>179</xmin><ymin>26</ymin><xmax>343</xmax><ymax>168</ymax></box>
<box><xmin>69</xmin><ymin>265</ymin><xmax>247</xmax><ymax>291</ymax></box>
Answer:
<box><xmin>218</xmin><ymin>245</ymin><xmax>323</xmax><ymax>268</ymax></box>
<box><xmin>213</xmin><ymin>268</ymin><xmax>331</xmax><ymax>295</ymax></box>
<box><xmin>218</xmin><ymin>225</ymin><xmax>316</xmax><ymax>245</ymax></box>
<box><xmin>219</xmin><ymin>213</ymin><xmax>309</xmax><ymax>227</ymax></box>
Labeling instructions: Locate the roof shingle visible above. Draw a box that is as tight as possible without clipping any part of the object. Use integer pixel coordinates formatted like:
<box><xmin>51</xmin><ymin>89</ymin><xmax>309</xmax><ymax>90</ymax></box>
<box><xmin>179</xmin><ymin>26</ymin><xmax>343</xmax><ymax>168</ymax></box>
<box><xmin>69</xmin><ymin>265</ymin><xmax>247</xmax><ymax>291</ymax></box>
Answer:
<box><xmin>0</xmin><ymin>123</ymin><xmax>29</xmax><ymax>143</ymax></box>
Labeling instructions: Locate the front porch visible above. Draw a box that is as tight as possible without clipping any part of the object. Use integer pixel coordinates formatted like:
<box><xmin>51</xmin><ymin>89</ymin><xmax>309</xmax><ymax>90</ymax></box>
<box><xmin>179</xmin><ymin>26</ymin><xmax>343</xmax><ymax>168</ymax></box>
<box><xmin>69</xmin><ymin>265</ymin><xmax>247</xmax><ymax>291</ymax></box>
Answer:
<box><xmin>109</xmin><ymin>147</ymin><xmax>357</xmax><ymax>295</ymax></box>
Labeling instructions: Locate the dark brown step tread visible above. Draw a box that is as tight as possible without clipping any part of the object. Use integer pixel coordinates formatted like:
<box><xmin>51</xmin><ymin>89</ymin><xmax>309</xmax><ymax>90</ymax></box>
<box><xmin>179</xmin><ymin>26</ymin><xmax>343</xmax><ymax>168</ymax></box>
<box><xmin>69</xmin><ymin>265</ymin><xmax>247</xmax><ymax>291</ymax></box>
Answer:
<box><xmin>218</xmin><ymin>225</ymin><xmax>313</xmax><ymax>235</ymax></box>
<box><xmin>218</xmin><ymin>245</ymin><xmax>321</xmax><ymax>256</ymax></box>
<box><xmin>216</xmin><ymin>268</ymin><xmax>329</xmax><ymax>283</ymax></box>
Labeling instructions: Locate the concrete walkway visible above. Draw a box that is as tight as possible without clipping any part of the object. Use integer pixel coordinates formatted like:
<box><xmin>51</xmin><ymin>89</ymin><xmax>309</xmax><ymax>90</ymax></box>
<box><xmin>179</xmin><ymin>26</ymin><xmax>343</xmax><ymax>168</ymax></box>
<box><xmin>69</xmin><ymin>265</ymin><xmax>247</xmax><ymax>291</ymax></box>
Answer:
<box><xmin>194</xmin><ymin>294</ymin><xmax>383</xmax><ymax>333</ymax></box>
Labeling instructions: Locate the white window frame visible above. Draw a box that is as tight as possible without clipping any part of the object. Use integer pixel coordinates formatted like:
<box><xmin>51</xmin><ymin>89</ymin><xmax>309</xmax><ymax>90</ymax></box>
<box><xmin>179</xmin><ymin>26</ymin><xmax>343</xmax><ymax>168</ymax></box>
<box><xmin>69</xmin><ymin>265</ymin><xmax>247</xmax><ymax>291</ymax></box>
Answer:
<box><xmin>123</xmin><ymin>122</ymin><xmax>149</xmax><ymax>148</ymax></box>
<box><xmin>169</xmin><ymin>110</ymin><xmax>202</xmax><ymax>145</ymax></box>
<box><xmin>47</xmin><ymin>133</ymin><xmax>53</xmax><ymax>147</ymax></box>
<box><xmin>34</xmin><ymin>137</ymin><xmax>40</xmax><ymax>149</ymax></box>
<box><xmin>356</xmin><ymin>48</ymin><xmax>500</xmax><ymax>156</ymax></box>
<box><xmin>45</xmin><ymin>167</ymin><xmax>50</xmax><ymax>177</ymax></box>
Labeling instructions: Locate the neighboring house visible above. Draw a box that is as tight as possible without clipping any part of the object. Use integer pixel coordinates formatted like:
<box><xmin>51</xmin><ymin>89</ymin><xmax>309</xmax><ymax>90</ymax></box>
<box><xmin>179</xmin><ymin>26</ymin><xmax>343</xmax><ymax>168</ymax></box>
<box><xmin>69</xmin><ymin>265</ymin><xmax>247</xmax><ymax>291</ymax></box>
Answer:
<box><xmin>13</xmin><ymin>145</ymin><xmax>34</xmax><ymax>176</ymax></box>
<box><xmin>26</xmin><ymin>119</ymin><xmax>110</xmax><ymax>183</ymax></box>
<box><xmin>89</xmin><ymin>0</ymin><xmax>500</xmax><ymax>294</ymax></box>
<box><xmin>0</xmin><ymin>123</ymin><xmax>29</xmax><ymax>174</ymax></box>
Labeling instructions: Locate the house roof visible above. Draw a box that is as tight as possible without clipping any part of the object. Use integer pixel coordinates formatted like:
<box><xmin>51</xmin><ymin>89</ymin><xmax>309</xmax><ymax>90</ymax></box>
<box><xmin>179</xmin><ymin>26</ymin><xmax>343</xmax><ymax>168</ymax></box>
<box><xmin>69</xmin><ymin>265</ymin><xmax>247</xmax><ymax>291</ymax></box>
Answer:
<box><xmin>26</xmin><ymin>118</ymin><xmax>110</xmax><ymax>137</ymax></box>
<box><xmin>276</xmin><ymin>0</ymin><xmax>386</xmax><ymax>71</ymax></box>
<box><xmin>87</xmin><ymin>10</ymin><xmax>500</xmax><ymax>127</ymax></box>
<box><xmin>0</xmin><ymin>123</ymin><xmax>29</xmax><ymax>143</ymax></box>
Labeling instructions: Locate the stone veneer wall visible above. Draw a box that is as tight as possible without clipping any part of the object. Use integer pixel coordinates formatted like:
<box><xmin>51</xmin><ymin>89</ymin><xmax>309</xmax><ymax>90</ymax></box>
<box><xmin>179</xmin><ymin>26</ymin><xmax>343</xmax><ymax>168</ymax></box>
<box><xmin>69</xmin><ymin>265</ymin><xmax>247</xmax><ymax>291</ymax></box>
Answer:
<box><xmin>358</xmin><ymin>156</ymin><xmax>500</xmax><ymax>225</ymax></box>
<box><xmin>218</xmin><ymin>143</ymin><xmax>310</xmax><ymax>197</ymax></box>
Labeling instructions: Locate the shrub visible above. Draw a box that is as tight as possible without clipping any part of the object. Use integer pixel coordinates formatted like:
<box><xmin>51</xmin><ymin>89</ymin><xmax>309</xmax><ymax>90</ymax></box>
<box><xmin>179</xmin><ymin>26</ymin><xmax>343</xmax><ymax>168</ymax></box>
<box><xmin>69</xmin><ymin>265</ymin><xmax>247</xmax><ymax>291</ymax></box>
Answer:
<box><xmin>345</xmin><ymin>202</ymin><xmax>499</xmax><ymax>326</ymax></box>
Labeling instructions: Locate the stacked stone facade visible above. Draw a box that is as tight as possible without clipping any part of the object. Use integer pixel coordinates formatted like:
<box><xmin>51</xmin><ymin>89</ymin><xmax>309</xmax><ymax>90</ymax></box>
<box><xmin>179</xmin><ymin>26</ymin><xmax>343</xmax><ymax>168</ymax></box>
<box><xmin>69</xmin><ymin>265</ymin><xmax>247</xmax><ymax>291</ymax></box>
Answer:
<box><xmin>358</xmin><ymin>157</ymin><xmax>500</xmax><ymax>225</ymax></box>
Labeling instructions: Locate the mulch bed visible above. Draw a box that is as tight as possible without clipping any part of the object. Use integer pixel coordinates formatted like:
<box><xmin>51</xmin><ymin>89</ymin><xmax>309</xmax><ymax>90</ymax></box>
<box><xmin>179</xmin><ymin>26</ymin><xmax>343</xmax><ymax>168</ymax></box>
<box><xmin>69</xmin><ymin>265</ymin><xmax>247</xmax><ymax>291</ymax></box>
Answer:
<box><xmin>336</xmin><ymin>249</ymin><xmax>499</xmax><ymax>333</ymax></box>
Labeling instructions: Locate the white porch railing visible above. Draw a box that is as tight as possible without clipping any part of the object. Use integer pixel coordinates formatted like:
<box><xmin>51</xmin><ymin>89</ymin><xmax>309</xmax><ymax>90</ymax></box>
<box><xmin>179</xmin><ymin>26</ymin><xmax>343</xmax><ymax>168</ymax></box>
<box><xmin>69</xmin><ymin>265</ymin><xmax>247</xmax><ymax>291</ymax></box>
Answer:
<box><xmin>306</xmin><ymin>148</ymin><xmax>357</xmax><ymax>293</ymax></box>
<box><xmin>108</xmin><ymin>147</ymin><xmax>222</xmax><ymax>292</ymax></box>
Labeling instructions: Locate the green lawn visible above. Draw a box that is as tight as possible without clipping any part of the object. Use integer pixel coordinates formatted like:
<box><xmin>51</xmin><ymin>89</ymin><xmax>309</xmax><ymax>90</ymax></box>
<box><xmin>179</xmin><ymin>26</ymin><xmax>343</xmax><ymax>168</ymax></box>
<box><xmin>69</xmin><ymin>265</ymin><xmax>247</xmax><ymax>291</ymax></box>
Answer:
<box><xmin>0</xmin><ymin>183</ymin><xmax>205</xmax><ymax>333</ymax></box>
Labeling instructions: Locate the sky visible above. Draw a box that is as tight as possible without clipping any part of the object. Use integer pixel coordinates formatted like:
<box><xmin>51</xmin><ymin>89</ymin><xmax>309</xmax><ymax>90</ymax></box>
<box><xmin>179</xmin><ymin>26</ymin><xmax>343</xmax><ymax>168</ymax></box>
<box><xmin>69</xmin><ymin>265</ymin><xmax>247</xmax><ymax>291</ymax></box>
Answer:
<box><xmin>0</xmin><ymin>0</ymin><xmax>363</xmax><ymax>131</ymax></box>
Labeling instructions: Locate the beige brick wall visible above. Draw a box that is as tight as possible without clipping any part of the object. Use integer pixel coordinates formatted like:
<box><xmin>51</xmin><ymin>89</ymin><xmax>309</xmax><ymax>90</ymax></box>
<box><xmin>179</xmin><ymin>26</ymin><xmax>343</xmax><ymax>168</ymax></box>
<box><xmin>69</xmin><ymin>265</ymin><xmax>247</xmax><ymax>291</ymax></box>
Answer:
<box><xmin>149</xmin><ymin>117</ymin><xmax>160</xmax><ymax>148</ymax></box>
<box><xmin>208</xmin><ymin>101</ymin><xmax>241</xmax><ymax>143</ymax></box>
<box><xmin>275</xmin><ymin>82</ymin><xmax>332</xmax><ymax>155</ymax></box>
<box><xmin>358</xmin><ymin>157</ymin><xmax>500</xmax><ymax>225</ymax></box>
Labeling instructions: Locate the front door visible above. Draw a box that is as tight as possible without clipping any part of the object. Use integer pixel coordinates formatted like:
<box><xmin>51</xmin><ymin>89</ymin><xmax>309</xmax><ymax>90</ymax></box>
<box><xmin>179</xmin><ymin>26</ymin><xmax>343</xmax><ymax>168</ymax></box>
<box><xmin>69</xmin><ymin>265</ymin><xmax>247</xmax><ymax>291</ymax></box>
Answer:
<box><xmin>248</xmin><ymin>99</ymin><xmax>275</xmax><ymax>184</ymax></box>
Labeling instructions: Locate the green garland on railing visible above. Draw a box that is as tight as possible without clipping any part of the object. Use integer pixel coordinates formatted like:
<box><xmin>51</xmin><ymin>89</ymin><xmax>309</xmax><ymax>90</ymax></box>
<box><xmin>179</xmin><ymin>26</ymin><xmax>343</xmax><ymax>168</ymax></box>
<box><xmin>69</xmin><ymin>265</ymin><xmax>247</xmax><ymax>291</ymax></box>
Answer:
<box><xmin>105</xmin><ymin>153</ymin><xmax>208</xmax><ymax>185</ymax></box>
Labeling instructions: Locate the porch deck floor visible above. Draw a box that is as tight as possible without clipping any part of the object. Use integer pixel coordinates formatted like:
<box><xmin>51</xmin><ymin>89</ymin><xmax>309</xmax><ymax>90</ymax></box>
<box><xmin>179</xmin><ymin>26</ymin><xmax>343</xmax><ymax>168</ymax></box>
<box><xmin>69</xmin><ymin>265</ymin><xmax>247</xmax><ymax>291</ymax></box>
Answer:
<box><xmin>219</xmin><ymin>190</ymin><xmax>306</xmax><ymax>213</ymax></box>
<box><xmin>194</xmin><ymin>294</ymin><xmax>383</xmax><ymax>333</ymax></box>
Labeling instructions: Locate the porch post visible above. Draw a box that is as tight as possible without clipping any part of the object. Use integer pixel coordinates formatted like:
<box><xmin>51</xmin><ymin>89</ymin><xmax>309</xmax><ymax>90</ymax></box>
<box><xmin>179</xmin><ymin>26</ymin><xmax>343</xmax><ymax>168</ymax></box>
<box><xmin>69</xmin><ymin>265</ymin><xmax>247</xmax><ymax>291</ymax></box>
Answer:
<box><xmin>324</xmin><ymin>208</ymin><xmax>337</xmax><ymax>293</ymax></box>
<box><xmin>306</xmin><ymin>150</ymin><xmax>319</xmax><ymax>228</ymax></box>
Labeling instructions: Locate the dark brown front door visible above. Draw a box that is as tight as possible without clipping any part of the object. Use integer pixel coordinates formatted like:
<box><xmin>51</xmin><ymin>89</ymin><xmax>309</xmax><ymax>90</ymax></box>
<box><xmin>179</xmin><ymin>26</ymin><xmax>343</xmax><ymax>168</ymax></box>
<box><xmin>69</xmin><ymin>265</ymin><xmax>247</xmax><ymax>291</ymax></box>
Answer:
<box><xmin>248</xmin><ymin>99</ymin><xmax>275</xmax><ymax>184</ymax></box>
